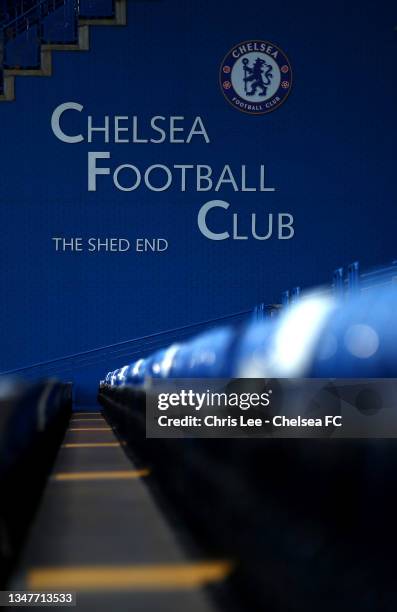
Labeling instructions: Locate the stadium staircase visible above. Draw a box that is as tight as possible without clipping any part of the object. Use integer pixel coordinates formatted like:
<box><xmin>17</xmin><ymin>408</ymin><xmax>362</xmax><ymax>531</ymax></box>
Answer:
<box><xmin>0</xmin><ymin>0</ymin><xmax>126</xmax><ymax>101</ymax></box>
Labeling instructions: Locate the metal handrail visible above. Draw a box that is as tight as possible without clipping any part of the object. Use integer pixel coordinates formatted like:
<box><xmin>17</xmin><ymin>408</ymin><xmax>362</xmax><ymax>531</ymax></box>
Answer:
<box><xmin>0</xmin><ymin>309</ymin><xmax>252</xmax><ymax>377</ymax></box>
<box><xmin>1</xmin><ymin>0</ymin><xmax>68</xmax><ymax>38</ymax></box>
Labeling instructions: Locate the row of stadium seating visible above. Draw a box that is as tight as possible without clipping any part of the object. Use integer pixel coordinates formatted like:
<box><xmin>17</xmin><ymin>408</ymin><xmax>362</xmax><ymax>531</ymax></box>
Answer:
<box><xmin>98</xmin><ymin>260</ymin><xmax>397</xmax><ymax>611</ymax></box>
<box><xmin>0</xmin><ymin>378</ymin><xmax>72</xmax><ymax>586</ymax></box>
<box><xmin>101</xmin><ymin>260</ymin><xmax>397</xmax><ymax>388</ymax></box>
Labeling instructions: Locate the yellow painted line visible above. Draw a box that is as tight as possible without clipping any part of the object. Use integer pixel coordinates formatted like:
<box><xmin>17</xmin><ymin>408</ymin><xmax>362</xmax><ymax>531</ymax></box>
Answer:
<box><xmin>68</xmin><ymin>427</ymin><xmax>111</xmax><ymax>432</ymax></box>
<box><xmin>70</xmin><ymin>418</ymin><xmax>104</xmax><ymax>422</ymax></box>
<box><xmin>27</xmin><ymin>561</ymin><xmax>234</xmax><ymax>591</ymax></box>
<box><xmin>73</xmin><ymin>412</ymin><xmax>102</xmax><ymax>417</ymax></box>
<box><xmin>61</xmin><ymin>443</ymin><xmax>120</xmax><ymax>449</ymax></box>
<box><xmin>51</xmin><ymin>469</ymin><xmax>150</xmax><ymax>481</ymax></box>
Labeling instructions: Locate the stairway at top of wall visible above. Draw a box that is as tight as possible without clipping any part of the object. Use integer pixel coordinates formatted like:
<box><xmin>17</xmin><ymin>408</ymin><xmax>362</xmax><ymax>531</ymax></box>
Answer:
<box><xmin>0</xmin><ymin>0</ymin><xmax>126</xmax><ymax>102</ymax></box>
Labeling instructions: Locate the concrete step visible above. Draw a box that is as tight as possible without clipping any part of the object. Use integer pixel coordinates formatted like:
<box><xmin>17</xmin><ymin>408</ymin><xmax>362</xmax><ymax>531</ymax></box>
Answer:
<box><xmin>79</xmin><ymin>0</ymin><xmax>126</xmax><ymax>26</ymax></box>
<box><xmin>42</xmin><ymin>25</ymin><xmax>90</xmax><ymax>52</ymax></box>
<box><xmin>0</xmin><ymin>75</ymin><xmax>15</xmax><ymax>101</ymax></box>
<box><xmin>11</xmin><ymin>411</ymin><xmax>232</xmax><ymax>611</ymax></box>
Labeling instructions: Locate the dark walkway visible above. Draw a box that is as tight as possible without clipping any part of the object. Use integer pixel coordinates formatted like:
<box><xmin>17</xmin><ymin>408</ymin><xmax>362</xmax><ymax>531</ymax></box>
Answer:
<box><xmin>12</xmin><ymin>411</ymin><xmax>231</xmax><ymax>611</ymax></box>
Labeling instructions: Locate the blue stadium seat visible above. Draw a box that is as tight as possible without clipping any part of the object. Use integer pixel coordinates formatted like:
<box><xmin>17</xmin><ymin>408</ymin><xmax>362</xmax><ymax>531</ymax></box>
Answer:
<box><xmin>169</xmin><ymin>327</ymin><xmax>236</xmax><ymax>378</ymax></box>
<box><xmin>309</xmin><ymin>285</ymin><xmax>397</xmax><ymax>377</ymax></box>
<box><xmin>110</xmin><ymin>369</ymin><xmax>120</xmax><ymax>386</ymax></box>
<box><xmin>124</xmin><ymin>358</ymin><xmax>147</xmax><ymax>386</ymax></box>
<box><xmin>115</xmin><ymin>365</ymin><xmax>128</xmax><ymax>386</ymax></box>
<box><xmin>235</xmin><ymin>293</ymin><xmax>336</xmax><ymax>378</ymax></box>
<box><xmin>145</xmin><ymin>344</ymin><xmax>181</xmax><ymax>382</ymax></box>
<box><xmin>233</xmin><ymin>319</ymin><xmax>275</xmax><ymax>377</ymax></box>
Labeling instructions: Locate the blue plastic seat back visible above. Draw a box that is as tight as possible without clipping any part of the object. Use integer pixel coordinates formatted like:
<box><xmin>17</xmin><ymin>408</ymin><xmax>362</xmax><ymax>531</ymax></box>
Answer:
<box><xmin>309</xmin><ymin>286</ymin><xmax>397</xmax><ymax>378</ymax></box>
<box><xmin>124</xmin><ymin>358</ymin><xmax>147</xmax><ymax>386</ymax></box>
<box><xmin>169</xmin><ymin>327</ymin><xmax>236</xmax><ymax>378</ymax></box>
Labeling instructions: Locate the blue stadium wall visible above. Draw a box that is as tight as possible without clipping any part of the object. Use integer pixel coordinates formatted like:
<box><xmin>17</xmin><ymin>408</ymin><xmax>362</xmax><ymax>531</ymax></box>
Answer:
<box><xmin>0</xmin><ymin>0</ymin><xmax>396</xmax><ymax>406</ymax></box>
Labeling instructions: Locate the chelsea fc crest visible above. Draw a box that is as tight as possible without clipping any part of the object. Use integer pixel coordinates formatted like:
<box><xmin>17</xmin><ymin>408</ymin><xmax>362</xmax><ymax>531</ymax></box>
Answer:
<box><xmin>220</xmin><ymin>40</ymin><xmax>292</xmax><ymax>115</ymax></box>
